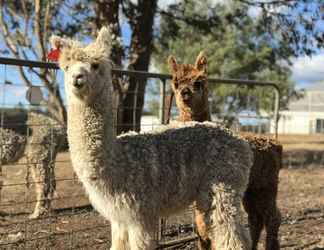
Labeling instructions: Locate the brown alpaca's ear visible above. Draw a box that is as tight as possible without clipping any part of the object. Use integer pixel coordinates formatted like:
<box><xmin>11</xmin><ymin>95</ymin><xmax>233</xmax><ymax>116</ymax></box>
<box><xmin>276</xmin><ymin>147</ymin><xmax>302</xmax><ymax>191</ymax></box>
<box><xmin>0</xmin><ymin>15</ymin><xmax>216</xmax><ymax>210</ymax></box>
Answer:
<box><xmin>167</xmin><ymin>55</ymin><xmax>178</xmax><ymax>74</ymax></box>
<box><xmin>195</xmin><ymin>51</ymin><xmax>207</xmax><ymax>73</ymax></box>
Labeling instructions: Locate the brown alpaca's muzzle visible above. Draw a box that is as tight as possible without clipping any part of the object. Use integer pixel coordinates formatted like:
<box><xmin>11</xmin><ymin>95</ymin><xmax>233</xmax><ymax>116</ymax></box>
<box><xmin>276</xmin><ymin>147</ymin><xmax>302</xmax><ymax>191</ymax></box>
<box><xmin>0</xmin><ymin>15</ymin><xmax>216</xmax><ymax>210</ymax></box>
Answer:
<box><xmin>180</xmin><ymin>87</ymin><xmax>193</xmax><ymax>102</ymax></box>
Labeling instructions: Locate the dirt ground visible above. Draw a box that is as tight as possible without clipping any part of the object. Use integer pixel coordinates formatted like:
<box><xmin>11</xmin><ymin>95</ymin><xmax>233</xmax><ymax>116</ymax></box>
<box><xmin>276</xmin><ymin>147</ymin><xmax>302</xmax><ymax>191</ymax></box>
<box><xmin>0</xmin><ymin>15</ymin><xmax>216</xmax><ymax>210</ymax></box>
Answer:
<box><xmin>0</xmin><ymin>134</ymin><xmax>324</xmax><ymax>249</ymax></box>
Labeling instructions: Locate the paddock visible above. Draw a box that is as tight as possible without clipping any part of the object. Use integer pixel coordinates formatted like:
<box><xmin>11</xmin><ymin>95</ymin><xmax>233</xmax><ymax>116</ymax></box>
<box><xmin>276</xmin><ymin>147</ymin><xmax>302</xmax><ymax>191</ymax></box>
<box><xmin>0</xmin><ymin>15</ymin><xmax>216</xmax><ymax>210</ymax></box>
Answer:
<box><xmin>1</xmin><ymin>151</ymin><xmax>324</xmax><ymax>249</ymax></box>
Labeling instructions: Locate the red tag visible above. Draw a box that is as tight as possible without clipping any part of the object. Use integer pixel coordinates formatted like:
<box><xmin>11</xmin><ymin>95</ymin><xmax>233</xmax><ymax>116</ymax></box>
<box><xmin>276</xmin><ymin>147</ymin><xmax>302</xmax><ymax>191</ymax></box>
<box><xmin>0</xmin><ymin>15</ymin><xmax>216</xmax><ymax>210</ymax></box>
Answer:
<box><xmin>47</xmin><ymin>48</ymin><xmax>60</xmax><ymax>61</ymax></box>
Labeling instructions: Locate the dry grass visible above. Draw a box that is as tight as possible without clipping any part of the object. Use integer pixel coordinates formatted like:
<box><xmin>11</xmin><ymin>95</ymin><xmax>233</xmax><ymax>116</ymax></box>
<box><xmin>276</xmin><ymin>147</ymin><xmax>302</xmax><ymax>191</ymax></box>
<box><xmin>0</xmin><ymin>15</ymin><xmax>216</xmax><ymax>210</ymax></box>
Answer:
<box><xmin>278</xmin><ymin>134</ymin><xmax>324</xmax><ymax>151</ymax></box>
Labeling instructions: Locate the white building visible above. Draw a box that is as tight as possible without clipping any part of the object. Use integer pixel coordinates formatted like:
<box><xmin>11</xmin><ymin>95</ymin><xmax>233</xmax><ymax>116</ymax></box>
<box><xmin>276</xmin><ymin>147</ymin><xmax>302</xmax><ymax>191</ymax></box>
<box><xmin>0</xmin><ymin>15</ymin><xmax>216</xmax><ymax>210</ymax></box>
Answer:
<box><xmin>272</xmin><ymin>81</ymin><xmax>324</xmax><ymax>134</ymax></box>
<box><xmin>140</xmin><ymin>115</ymin><xmax>162</xmax><ymax>132</ymax></box>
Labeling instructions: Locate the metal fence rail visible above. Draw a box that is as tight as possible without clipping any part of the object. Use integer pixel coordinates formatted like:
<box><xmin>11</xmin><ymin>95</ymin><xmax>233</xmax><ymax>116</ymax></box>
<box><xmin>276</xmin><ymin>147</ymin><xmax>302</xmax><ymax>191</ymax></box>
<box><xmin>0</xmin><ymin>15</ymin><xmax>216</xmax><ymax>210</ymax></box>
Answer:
<box><xmin>0</xmin><ymin>57</ymin><xmax>281</xmax><ymax>249</ymax></box>
<box><xmin>0</xmin><ymin>57</ymin><xmax>280</xmax><ymax>137</ymax></box>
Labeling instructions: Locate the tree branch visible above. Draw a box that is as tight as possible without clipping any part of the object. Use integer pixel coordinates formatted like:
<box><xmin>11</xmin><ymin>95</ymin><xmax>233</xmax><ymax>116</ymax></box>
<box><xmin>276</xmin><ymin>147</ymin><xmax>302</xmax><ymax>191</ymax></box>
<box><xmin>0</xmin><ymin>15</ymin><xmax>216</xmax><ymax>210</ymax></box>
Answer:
<box><xmin>43</xmin><ymin>0</ymin><xmax>51</xmax><ymax>47</ymax></box>
<box><xmin>239</xmin><ymin>0</ymin><xmax>298</xmax><ymax>7</ymax></box>
<box><xmin>0</xmin><ymin>0</ymin><xmax>67</xmax><ymax>124</ymax></box>
<box><xmin>156</xmin><ymin>7</ymin><xmax>221</xmax><ymax>34</ymax></box>
<box><xmin>0</xmin><ymin>3</ymin><xmax>18</xmax><ymax>54</ymax></box>
<box><xmin>34</xmin><ymin>0</ymin><xmax>46</xmax><ymax>60</ymax></box>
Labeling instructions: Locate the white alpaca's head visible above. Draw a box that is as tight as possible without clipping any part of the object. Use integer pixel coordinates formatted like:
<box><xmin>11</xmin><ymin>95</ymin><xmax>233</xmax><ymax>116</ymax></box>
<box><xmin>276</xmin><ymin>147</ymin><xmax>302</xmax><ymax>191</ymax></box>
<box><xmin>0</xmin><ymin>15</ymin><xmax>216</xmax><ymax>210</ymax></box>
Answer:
<box><xmin>50</xmin><ymin>27</ymin><xmax>113</xmax><ymax>104</ymax></box>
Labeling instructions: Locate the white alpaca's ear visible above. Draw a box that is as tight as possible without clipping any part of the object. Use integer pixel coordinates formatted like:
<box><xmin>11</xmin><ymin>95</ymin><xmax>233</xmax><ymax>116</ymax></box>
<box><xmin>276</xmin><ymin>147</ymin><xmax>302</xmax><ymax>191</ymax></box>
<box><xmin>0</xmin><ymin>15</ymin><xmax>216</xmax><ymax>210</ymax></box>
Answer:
<box><xmin>195</xmin><ymin>51</ymin><xmax>207</xmax><ymax>73</ymax></box>
<box><xmin>168</xmin><ymin>55</ymin><xmax>178</xmax><ymax>74</ymax></box>
<box><xmin>95</xmin><ymin>26</ymin><xmax>113</xmax><ymax>56</ymax></box>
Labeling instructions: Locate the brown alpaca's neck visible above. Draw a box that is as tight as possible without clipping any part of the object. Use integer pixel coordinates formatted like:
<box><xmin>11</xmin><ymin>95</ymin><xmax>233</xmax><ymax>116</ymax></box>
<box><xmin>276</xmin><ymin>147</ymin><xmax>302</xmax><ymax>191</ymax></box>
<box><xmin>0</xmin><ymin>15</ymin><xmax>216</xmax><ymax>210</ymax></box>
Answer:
<box><xmin>178</xmin><ymin>98</ymin><xmax>211</xmax><ymax>122</ymax></box>
<box><xmin>178</xmin><ymin>108</ymin><xmax>211</xmax><ymax>122</ymax></box>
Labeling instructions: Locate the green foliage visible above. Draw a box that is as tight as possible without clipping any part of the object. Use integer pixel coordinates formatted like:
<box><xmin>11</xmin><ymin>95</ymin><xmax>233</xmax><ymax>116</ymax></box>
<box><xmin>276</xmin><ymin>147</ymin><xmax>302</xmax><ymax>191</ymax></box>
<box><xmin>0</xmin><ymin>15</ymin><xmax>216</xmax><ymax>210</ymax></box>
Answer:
<box><xmin>1</xmin><ymin>0</ymin><xmax>321</xmax><ymax>128</ymax></box>
<box><xmin>154</xmin><ymin>0</ymin><xmax>295</xmax><ymax>120</ymax></box>
<box><xmin>240</xmin><ymin>0</ymin><xmax>324</xmax><ymax>57</ymax></box>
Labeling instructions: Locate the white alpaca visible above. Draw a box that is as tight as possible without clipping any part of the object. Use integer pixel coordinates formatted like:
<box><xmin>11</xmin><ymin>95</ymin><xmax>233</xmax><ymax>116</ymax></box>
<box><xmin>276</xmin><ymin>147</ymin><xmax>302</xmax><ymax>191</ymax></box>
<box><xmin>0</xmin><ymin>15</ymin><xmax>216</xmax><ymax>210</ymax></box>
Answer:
<box><xmin>51</xmin><ymin>27</ymin><xmax>253</xmax><ymax>250</ymax></box>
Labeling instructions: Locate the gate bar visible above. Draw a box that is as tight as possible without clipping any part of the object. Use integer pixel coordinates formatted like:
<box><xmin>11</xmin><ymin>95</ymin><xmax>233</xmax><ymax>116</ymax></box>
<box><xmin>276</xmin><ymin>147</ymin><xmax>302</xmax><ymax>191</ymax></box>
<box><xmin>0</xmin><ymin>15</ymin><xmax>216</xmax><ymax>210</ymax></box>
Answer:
<box><xmin>0</xmin><ymin>57</ymin><xmax>280</xmax><ymax>137</ymax></box>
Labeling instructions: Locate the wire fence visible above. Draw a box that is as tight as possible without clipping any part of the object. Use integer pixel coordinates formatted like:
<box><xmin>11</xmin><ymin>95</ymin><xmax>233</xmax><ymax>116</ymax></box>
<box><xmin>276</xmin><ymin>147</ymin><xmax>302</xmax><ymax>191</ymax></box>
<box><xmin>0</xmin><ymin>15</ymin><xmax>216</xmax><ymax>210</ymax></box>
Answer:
<box><xmin>0</xmin><ymin>57</ymin><xmax>280</xmax><ymax>249</ymax></box>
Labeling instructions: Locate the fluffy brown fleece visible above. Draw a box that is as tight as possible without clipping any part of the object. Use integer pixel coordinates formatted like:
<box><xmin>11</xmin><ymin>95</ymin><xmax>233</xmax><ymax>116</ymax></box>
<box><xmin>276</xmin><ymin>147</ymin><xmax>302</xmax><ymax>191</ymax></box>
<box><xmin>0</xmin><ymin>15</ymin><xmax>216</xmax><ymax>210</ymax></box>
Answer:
<box><xmin>168</xmin><ymin>52</ymin><xmax>282</xmax><ymax>250</ymax></box>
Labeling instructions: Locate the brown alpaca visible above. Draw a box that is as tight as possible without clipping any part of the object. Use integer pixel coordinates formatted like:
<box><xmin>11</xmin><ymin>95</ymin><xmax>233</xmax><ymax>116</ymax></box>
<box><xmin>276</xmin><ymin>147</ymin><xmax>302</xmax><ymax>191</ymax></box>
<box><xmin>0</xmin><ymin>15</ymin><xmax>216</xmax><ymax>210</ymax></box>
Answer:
<box><xmin>167</xmin><ymin>52</ymin><xmax>282</xmax><ymax>250</ymax></box>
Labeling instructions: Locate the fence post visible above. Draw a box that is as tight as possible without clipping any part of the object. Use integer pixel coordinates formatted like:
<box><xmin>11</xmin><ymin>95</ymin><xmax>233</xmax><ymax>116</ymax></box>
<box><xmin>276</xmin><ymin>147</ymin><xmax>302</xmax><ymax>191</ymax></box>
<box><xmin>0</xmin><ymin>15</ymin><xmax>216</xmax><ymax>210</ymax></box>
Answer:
<box><xmin>158</xmin><ymin>218</ymin><xmax>166</xmax><ymax>242</ymax></box>
<box><xmin>159</xmin><ymin>79</ymin><xmax>166</xmax><ymax>125</ymax></box>
<box><xmin>274</xmin><ymin>87</ymin><xmax>280</xmax><ymax>139</ymax></box>
<box><xmin>0</xmin><ymin>72</ymin><xmax>4</xmax><ymax>204</ymax></box>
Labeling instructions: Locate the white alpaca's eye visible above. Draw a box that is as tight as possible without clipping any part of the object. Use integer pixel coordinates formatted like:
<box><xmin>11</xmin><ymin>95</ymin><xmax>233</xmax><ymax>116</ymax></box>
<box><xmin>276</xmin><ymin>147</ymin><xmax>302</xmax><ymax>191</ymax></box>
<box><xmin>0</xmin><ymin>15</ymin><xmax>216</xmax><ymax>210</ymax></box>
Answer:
<box><xmin>91</xmin><ymin>63</ymin><xmax>100</xmax><ymax>70</ymax></box>
<box><xmin>64</xmin><ymin>65</ymin><xmax>69</xmax><ymax>71</ymax></box>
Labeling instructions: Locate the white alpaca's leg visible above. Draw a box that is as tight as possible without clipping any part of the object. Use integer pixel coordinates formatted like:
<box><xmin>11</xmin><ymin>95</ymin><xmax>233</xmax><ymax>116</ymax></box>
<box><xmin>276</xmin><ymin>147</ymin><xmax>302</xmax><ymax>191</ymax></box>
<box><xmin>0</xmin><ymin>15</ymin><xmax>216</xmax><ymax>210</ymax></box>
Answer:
<box><xmin>29</xmin><ymin>161</ymin><xmax>55</xmax><ymax>219</ymax></box>
<box><xmin>127</xmin><ymin>222</ymin><xmax>157</xmax><ymax>250</ymax></box>
<box><xmin>110</xmin><ymin>222</ymin><xmax>130</xmax><ymax>250</ymax></box>
<box><xmin>209</xmin><ymin>185</ymin><xmax>251</xmax><ymax>250</ymax></box>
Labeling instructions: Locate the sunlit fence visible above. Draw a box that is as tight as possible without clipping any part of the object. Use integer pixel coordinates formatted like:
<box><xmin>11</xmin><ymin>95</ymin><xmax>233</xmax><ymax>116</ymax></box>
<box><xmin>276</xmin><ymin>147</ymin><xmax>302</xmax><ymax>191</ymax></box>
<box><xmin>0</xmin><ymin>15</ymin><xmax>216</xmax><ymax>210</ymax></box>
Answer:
<box><xmin>0</xmin><ymin>57</ymin><xmax>280</xmax><ymax>249</ymax></box>
<box><xmin>112</xmin><ymin>68</ymin><xmax>280</xmax><ymax>136</ymax></box>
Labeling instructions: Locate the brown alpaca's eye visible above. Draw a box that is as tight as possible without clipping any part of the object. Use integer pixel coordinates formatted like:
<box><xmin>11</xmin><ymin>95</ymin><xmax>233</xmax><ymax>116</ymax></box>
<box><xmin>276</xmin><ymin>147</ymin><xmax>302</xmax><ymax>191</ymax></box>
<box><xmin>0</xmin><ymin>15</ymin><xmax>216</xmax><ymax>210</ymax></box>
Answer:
<box><xmin>193</xmin><ymin>81</ymin><xmax>202</xmax><ymax>91</ymax></box>
<box><xmin>91</xmin><ymin>63</ymin><xmax>99</xmax><ymax>70</ymax></box>
<box><xmin>174</xmin><ymin>82</ymin><xmax>179</xmax><ymax>89</ymax></box>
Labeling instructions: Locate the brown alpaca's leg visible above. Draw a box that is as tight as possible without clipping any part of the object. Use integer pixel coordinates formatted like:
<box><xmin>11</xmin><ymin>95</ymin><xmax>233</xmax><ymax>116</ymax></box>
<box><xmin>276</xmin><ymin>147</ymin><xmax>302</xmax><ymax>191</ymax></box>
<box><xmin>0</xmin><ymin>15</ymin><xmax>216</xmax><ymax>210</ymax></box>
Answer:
<box><xmin>243</xmin><ymin>191</ymin><xmax>264</xmax><ymax>250</ymax></box>
<box><xmin>247</xmin><ymin>212</ymin><xmax>264</xmax><ymax>250</ymax></box>
<box><xmin>195</xmin><ymin>208</ymin><xmax>212</xmax><ymax>250</ymax></box>
<box><xmin>264</xmin><ymin>204</ymin><xmax>281</xmax><ymax>250</ymax></box>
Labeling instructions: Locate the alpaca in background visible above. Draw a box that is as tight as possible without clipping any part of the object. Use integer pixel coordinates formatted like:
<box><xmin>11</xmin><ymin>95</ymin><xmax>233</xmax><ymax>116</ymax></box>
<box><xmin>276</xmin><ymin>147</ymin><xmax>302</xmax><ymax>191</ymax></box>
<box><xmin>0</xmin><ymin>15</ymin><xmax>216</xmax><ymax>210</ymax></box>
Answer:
<box><xmin>25</xmin><ymin>112</ymin><xmax>65</xmax><ymax>218</ymax></box>
<box><xmin>0</xmin><ymin>112</ymin><xmax>65</xmax><ymax>218</ymax></box>
<box><xmin>51</xmin><ymin>27</ymin><xmax>254</xmax><ymax>250</ymax></box>
<box><xmin>168</xmin><ymin>52</ymin><xmax>282</xmax><ymax>250</ymax></box>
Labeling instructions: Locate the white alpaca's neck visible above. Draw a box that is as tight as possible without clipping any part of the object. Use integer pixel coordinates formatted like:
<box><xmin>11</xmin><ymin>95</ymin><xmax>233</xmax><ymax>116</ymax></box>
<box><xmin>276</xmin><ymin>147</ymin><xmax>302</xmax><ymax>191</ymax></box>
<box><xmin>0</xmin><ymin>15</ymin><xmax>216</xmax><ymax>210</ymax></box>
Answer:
<box><xmin>67</xmin><ymin>85</ymin><xmax>115</xmax><ymax>182</ymax></box>
<box><xmin>66</xmin><ymin>82</ymin><xmax>121</xmax><ymax>220</ymax></box>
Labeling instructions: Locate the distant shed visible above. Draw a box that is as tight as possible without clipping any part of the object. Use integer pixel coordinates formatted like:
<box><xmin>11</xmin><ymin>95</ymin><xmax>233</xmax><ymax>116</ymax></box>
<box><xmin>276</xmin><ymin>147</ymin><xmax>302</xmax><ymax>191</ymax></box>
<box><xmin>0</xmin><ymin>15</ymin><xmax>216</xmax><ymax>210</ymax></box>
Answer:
<box><xmin>272</xmin><ymin>81</ymin><xmax>324</xmax><ymax>134</ymax></box>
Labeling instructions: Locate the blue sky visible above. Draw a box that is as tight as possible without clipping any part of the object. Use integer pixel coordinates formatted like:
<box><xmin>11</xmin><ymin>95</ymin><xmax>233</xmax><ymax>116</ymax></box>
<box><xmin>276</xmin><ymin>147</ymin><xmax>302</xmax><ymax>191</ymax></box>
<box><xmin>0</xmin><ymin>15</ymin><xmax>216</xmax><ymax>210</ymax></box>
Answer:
<box><xmin>290</xmin><ymin>52</ymin><xmax>324</xmax><ymax>88</ymax></box>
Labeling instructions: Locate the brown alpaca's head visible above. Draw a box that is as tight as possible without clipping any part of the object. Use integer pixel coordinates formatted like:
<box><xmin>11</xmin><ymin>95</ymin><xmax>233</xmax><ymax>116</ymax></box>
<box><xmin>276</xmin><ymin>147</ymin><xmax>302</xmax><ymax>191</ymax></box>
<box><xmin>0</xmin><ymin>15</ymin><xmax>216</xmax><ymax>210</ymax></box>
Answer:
<box><xmin>167</xmin><ymin>51</ymin><xmax>210</xmax><ymax>122</ymax></box>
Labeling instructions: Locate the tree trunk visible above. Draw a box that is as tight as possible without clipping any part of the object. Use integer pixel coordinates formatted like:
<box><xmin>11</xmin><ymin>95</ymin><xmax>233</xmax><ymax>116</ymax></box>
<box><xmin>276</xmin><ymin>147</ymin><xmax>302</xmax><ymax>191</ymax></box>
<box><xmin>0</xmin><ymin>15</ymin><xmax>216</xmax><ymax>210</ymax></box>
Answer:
<box><xmin>119</xmin><ymin>0</ymin><xmax>158</xmax><ymax>133</ymax></box>
<box><xmin>93</xmin><ymin>0</ymin><xmax>123</xmax><ymax>67</ymax></box>
<box><xmin>93</xmin><ymin>0</ymin><xmax>126</xmax><ymax>134</ymax></box>
<box><xmin>92</xmin><ymin>0</ymin><xmax>157</xmax><ymax>133</ymax></box>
